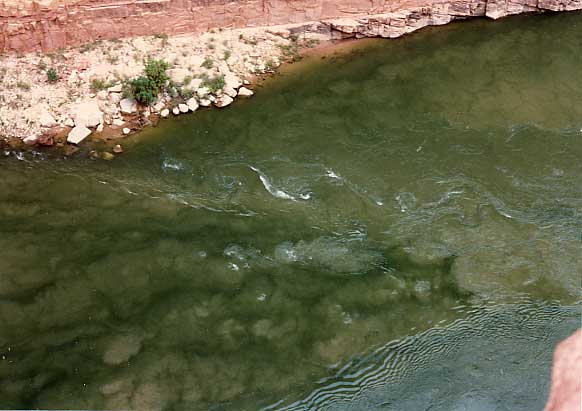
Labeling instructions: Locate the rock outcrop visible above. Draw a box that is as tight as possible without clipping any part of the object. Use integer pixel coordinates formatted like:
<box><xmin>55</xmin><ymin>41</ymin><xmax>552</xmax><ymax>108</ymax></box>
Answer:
<box><xmin>1</xmin><ymin>0</ymin><xmax>581</xmax><ymax>53</ymax></box>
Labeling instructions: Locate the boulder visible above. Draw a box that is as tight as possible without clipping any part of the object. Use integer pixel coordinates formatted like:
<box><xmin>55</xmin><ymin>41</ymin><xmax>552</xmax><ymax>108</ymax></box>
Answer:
<box><xmin>97</xmin><ymin>90</ymin><xmax>108</xmax><ymax>100</ymax></box>
<box><xmin>67</xmin><ymin>125</ymin><xmax>92</xmax><ymax>144</ymax></box>
<box><xmin>160</xmin><ymin>109</ymin><xmax>170</xmax><ymax>118</ymax></box>
<box><xmin>112</xmin><ymin>118</ymin><xmax>125</xmax><ymax>127</ymax></box>
<box><xmin>197</xmin><ymin>87</ymin><xmax>210</xmax><ymax>98</ymax></box>
<box><xmin>224</xmin><ymin>72</ymin><xmax>242</xmax><ymax>90</ymax></box>
<box><xmin>113</xmin><ymin>144</ymin><xmax>123</xmax><ymax>154</ymax></box>
<box><xmin>23</xmin><ymin>135</ymin><xmax>38</xmax><ymax>145</ymax></box>
<box><xmin>107</xmin><ymin>84</ymin><xmax>123</xmax><ymax>93</ymax></box>
<box><xmin>109</xmin><ymin>93</ymin><xmax>122</xmax><ymax>104</ymax></box>
<box><xmin>224</xmin><ymin>86</ymin><xmax>237</xmax><ymax>98</ymax></box>
<box><xmin>238</xmin><ymin>87</ymin><xmax>254</xmax><ymax>97</ymax></box>
<box><xmin>122</xmin><ymin>127</ymin><xmax>131</xmax><ymax>135</ymax></box>
<box><xmin>96</xmin><ymin>124</ymin><xmax>104</xmax><ymax>133</ymax></box>
<box><xmin>199</xmin><ymin>99</ymin><xmax>211</xmax><ymax>107</ymax></box>
<box><xmin>178</xmin><ymin>104</ymin><xmax>189</xmax><ymax>113</ymax></box>
<box><xmin>186</xmin><ymin>98</ymin><xmax>199</xmax><ymax>112</ymax></box>
<box><xmin>172</xmin><ymin>107</ymin><xmax>180</xmax><ymax>115</ymax></box>
<box><xmin>72</xmin><ymin>101</ymin><xmax>103</xmax><ymax>128</ymax></box>
<box><xmin>39</xmin><ymin>109</ymin><xmax>57</xmax><ymax>127</ymax></box>
<box><xmin>215</xmin><ymin>95</ymin><xmax>234</xmax><ymax>108</ymax></box>
<box><xmin>153</xmin><ymin>102</ymin><xmax>165</xmax><ymax>112</ymax></box>
<box><xmin>120</xmin><ymin>98</ymin><xmax>137</xmax><ymax>114</ymax></box>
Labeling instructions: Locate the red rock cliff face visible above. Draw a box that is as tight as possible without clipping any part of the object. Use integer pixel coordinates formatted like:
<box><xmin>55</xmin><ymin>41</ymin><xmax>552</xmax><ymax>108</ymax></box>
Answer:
<box><xmin>0</xmin><ymin>0</ymin><xmax>581</xmax><ymax>52</ymax></box>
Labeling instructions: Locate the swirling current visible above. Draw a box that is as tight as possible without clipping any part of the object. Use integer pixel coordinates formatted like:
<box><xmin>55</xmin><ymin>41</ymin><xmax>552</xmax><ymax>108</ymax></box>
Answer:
<box><xmin>0</xmin><ymin>12</ymin><xmax>581</xmax><ymax>411</ymax></box>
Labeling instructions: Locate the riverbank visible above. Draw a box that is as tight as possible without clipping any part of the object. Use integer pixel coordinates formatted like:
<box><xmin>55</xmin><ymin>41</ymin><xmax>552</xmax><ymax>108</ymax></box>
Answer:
<box><xmin>1</xmin><ymin>6</ymin><xmax>581</xmax><ymax>156</ymax></box>
<box><xmin>0</xmin><ymin>26</ymin><xmax>309</xmax><ymax>155</ymax></box>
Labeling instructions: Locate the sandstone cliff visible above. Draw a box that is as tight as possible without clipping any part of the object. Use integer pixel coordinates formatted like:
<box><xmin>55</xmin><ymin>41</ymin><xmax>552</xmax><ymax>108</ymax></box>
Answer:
<box><xmin>1</xmin><ymin>0</ymin><xmax>581</xmax><ymax>53</ymax></box>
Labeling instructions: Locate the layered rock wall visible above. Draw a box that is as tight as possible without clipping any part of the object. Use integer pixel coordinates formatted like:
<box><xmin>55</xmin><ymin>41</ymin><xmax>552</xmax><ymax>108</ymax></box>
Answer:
<box><xmin>1</xmin><ymin>0</ymin><xmax>581</xmax><ymax>52</ymax></box>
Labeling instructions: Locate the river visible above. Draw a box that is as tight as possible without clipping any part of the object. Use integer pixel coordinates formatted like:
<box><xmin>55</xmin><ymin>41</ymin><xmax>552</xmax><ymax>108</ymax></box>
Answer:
<box><xmin>0</xmin><ymin>12</ymin><xmax>580</xmax><ymax>411</ymax></box>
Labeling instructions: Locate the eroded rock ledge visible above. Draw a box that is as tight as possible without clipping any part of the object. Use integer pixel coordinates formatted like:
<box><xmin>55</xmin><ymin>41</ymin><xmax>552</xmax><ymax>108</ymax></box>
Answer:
<box><xmin>1</xmin><ymin>0</ymin><xmax>581</xmax><ymax>53</ymax></box>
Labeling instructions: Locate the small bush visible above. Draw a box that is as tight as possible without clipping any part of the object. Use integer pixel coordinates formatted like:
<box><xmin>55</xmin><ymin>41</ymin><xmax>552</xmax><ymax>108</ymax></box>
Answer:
<box><xmin>183</xmin><ymin>75</ymin><xmax>193</xmax><ymax>86</ymax></box>
<box><xmin>223</xmin><ymin>49</ymin><xmax>232</xmax><ymax>61</ymax></box>
<box><xmin>126</xmin><ymin>76</ymin><xmax>157</xmax><ymax>105</ymax></box>
<box><xmin>90</xmin><ymin>78</ymin><xmax>108</xmax><ymax>92</ymax></box>
<box><xmin>37</xmin><ymin>60</ymin><xmax>47</xmax><ymax>71</ymax></box>
<box><xmin>47</xmin><ymin>68</ymin><xmax>59</xmax><ymax>83</ymax></box>
<box><xmin>201</xmin><ymin>56</ymin><xmax>214</xmax><ymax>69</ymax></box>
<box><xmin>202</xmin><ymin>74</ymin><xmax>225</xmax><ymax>93</ymax></box>
<box><xmin>123</xmin><ymin>58</ymin><xmax>169</xmax><ymax>105</ymax></box>
<box><xmin>17</xmin><ymin>80</ymin><xmax>31</xmax><ymax>91</ymax></box>
<box><xmin>143</xmin><ymin>58</ymin><xmax>169</xmax><ymax>90</ymax></box>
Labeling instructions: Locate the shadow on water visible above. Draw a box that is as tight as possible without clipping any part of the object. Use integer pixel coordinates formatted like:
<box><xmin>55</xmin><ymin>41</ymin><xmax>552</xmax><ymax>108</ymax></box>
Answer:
<box><xmin>0</xmin><ymin>11</ymin><xmax>581</xmax><ymax>411</ymax></box>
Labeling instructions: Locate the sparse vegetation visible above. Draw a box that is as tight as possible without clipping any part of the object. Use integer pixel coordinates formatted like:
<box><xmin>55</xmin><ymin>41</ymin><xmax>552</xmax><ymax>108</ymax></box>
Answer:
<box><xmin>123</xmin><ymin>58</ymin><xmax>169</xmax><ymax>105</ymax></box>
<box><xmin>264</xmin><ymin>58</ymin><xmax>277</xmax><ymax>72</ymax></box>
<box><xmin>201</xmin><ymin>56</ymin><xmax>214</xmax><ymax>69</ymax></box>
<box><xmin>47</xmin><ymin>68</ymin><xmax>59</xmax><ymax>83</ymax></box>
<box><xmin>223</xmin><ymin>49</ymin><xmax>232</xmax><ymax>60</ymax></box>
<box><xmin>90</xmin><ymin>78</ymin><xmax>108</xmax><ymax>92</ymax></box>
<box><xmin>17</xmin><ymin>80</ymin><xmax>31</xmax><ymax>91</ymax></box>
<box><xmin>279</xmin><ymin>42</ymin><xmax>302</xmax><ymax>62</ymax></box>
<box><xmin>37</xmin><ymin>60</ymin><xmax>47</xmax><ymax>71</ymax></box>
<box><xmin>201</xmin><ymin>74</ymin><xmax>225</xmax><ymax>93</ymax></box>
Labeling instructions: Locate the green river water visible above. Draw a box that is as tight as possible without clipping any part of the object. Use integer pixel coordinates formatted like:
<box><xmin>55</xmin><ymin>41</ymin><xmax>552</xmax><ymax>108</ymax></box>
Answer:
<box><xmin>1</xmin><ymin>12</ymin><xmax>581</xmax><ymax>411</ymax></box>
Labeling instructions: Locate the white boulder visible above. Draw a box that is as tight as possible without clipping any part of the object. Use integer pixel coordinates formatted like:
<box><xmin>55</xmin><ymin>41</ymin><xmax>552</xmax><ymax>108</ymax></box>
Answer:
<box><xmin>23</xmin><ymin>135</ymin><xmax>39</xmax><ymax>145</ymax></box>
<box><xmin>215</xmin><ymin>95</ymin><xmax>234</xmax><ymax>108</ymax></box>
<box><xmin>186</xmin><ymin>98</ymin><xmax>199</xmax><ymax>112</ymax></box>
<box><xmin>197</xmin><ymin>87</ymin><xmax>210</xmax><ymax>98</ymax></box>
<box><xmin>178</xmin><ymin>104</ymin><xmax>189</xmax><ymax>113</ymax></box>
<box><xmin>224</xmin><ymin>86</ymin><xmax>237</xmax><ymax>98</ymax></box>
<box><xmin>67</xmin><ymin>125</ymin><xmax>92</xmax><ymax>144</ymax></box>
<box><xmin>160</xmin><ymin>109</ymin><xmax>170</xmax><ymax>118</ymax></box>
<box><xmin>120</xmin><ymin>98</ymin><xmax>137</xmax><ymax>114</ymax></box>
<box><xmin>199</xmin><ymin>99</ymin><xmax>211</xmax><ymax>107</ymax></box>
<box><xmin>224</xmin><ymin>73</ymin><xmax>242</xmax><ymax>90</ymax></box>
<box><xmin>172</xmin><ymin>107</ymin><xmax>180</xmax><ymax>115</ymax></box>
<box><xmin>123</xmin><ymin>127</ymin><xmax>131</xmax><ymax>135</ymax></box>
<box><xmin>153</xmin><ymin>102</ymin><xmax>165</xmax><ymax>112</ymax></box>
<box><xmin>238</xmin><ymin>87</ymin><xmax>254</xmax><ymax>97</ymax></box>
<box><xmin>39</xmin><ymin>110</ymin><xmax>57</xmax><ymax>128</ymax></box>
<box><xmin>109</xmin><ymin>93</ymin><xmax>122</xmax><ymax>104</ymax></box>
<box><xmin>107</xmin><ymin>84</ymin><xmax>123</xmax><ymax>93</ymax></box>
<box><xmin>97</xmin><ymin>90</ymin><xmax>108</xmax><ymax>100</ymax></box>
<box><xmin>96</xmin><ymin>124</ymin><xmax>104</xmax><ymax>133</ymax></box>
<box><xmin>112</xmin><ymin>118</ymin><xmax>125</xmax><ymax>127</ymax></box>
<box><xmin>72</xmin><ymin>102</ymin><xmax>103</xmax><ymax>128</ymax></box>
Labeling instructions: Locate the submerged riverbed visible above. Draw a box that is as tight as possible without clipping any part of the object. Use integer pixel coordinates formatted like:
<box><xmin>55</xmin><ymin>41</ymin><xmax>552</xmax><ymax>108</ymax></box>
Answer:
<box><xmin>1</xmin><ymin>12</ymin><xmax>581</xmax><ymax>411</ymax></box>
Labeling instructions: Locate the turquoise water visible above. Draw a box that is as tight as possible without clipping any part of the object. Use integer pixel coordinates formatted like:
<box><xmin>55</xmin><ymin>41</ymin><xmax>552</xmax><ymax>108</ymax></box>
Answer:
<box><xmin>0</xmin><ymin>12</ymin><xmax>581</xmax><ymax>410</ymax></box>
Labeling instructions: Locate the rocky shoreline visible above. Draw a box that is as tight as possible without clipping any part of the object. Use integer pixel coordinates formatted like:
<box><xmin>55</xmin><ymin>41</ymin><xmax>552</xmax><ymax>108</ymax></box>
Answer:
<box><xmin>1</xmin><ymin>3</ymin><xmax>581</xmax><ymax>155</ymax></box>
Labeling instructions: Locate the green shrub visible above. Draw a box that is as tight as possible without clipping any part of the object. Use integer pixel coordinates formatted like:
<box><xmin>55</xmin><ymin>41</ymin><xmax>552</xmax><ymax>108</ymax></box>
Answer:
<box><xmin>201</xmin><ymin>56</ymin><xmax>214</xmax><ymax>69</ymax></box>
<box><xmin>202</xmin><ymin>74</ymin><xmax>225</xmax><ymax>93</ymax></box>
<box><xmin>143</xmin><ymin>58</ymin><xmax>169</xmax><ymax>90</ymax></box>
<box><xmin>123</xmin><ymin>58</ymin><xmax>170</xmax><ymax>105</ymax></box>
<box><xmin>223</xmin><ymin>49</ymin><xmax>232</xmax><ymax>60</ymax></box>
<box><xmin>90</xmin><ymin>78</ymin><xmax>107</xmax><ymax>91</ymax></box>
<box><xmin>126</xmin><ymin>76</ymin><xmax>157</xmax><ymax>105</ymax></box>
<box><xmin>47</xmin><ymin>68</ymin><xmax>59</xmax><ymax>83</ymax></box>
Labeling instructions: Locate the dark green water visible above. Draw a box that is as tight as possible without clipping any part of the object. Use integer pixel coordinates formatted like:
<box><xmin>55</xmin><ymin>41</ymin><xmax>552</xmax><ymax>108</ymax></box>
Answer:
<box><xmin>1</xmin><ymin>13</ymin><xmax>581</xmax><ymax>411</ymax></box>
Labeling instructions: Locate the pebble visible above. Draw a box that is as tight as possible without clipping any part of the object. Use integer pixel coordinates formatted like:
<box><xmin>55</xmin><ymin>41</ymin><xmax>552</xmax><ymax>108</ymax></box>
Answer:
<box><xmin>122</xmin><ymin>127</ymin><xmax>131</xmax><ymax>135</ymax></box>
